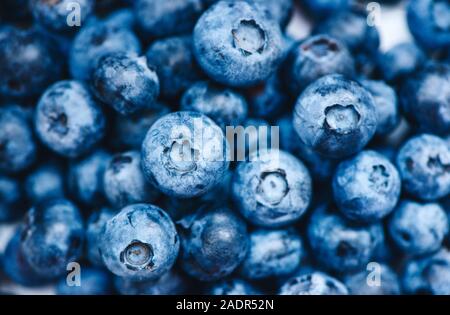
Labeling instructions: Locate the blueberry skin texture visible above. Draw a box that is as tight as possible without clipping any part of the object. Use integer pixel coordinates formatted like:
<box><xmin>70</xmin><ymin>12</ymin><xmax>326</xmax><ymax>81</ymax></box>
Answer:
<box><xmin>141</xmin><ymin>111</ymin><xmax>229</xmax><ymax>199</ymax></box>
<box><xmin>25</xmin><ymin>163</ymin><xmax>65</xmax><ymax>204</ymax></box>
<box><xmin>0</xmin><ymin>26</ymin><xmax>63</xmax><ymax>99</ymax></box>
<box><xmin>396</xmin><ymin>134</ymin><xmax>450</xmax><ymax>201</ymax></box>
<box><xmin>313</xmin><ymin>9</ymin><xmax>379</xmax><ymax>54</ymax></box>
<box><xmin>70</xmin><ymin>17</ymin><xmax>141</xmax><ymax>81</ymax></box>
<box><xmin>69</xmin><ymin>150</ymin><xmax>110</xmax><ymax>206</ymax></box>
<box><xmin>35</xmin><ymin>80</ymin><xmax>106</xmax><ymax>158</ymax></box>
<box><xmin>307</xmin><ymin>205</ymin><xmax>384</xmax><ymax>273</ymax></box>
<box><xmin>146</xmin><ymin>36</ymin><xmax>204</xmax><ymax>99</ymax></box>
<box><xmin>358</xmin><ymin>79</ymin><xmax>399</xmax><ymax>137</ymax></box>
<box><xmin>402</xmin><ymin>249</ymin><xmax>450</xmax><ymax>294</ymax></box>
<box><xmin>248</xmin><ymin>0</ymin><xmax>293</xmax><ymax>28</ymax></box>
<box><xmin>179</xmin><ymin>207</ymin><xmax>249</xmax><ymax>281</ymax></box>
<box><xmin>344</xmin><ymin>264</ymin><xmax>401</xmax><ymax>295</ymax></box>
<box><xmin>100</xmin><ymin>203</ymin><xmax>179</xmax><ymax>281</ymax></box>
<box><xmin>103</xmin><ymin>151</ymin><xmax>159</xmax><ymax>209</ymax></box>
<box><xmin>377</xmin><ymin>43</ymin><xmax>426</xmax><ymax>84</ymax></box>
<box><xmin>0</xmin><ymin>175</ymin><xmax>24</xmax><ymax>222</ymax></box>
<box><xmin>181</xmin><ymin>81</ymin><xmax>248</xmax><ymax>129</ymax></box>
<box><xmin>388</xmin><ymin>200</ymin><xmax>448</xmax><ymax>257</ymax></box>
<box><xmin>134</xmin><ymin>0</ymin><xmax>209</xmax><ymax>38</ymax></box>
<box><xmin>0</xmin><ymin>105</ymin><xmax>37</xmax><ymax>174</ymax></box>
<box><xmin>86</xmin><ymin>207</ymin><xmax>115</xmax><ymax>266</ymax></box>
<box><xmin>193</xmin><ymin>0</ymin><xmax>284</xmax><ymax>87</ymax></box>
<box><xmin>407</xmin><ymin>0</ymin><xmax>450</xmax><ymax>51</ymax></box>
<box><xmin>400</xmin><ymin>62</ymin><xmax>450</xmax><ymax>135</ymax></box>
<box><xmin>280</xmin><ymin>272</ymin><xmax>349</xmax><ymax>295</ymax></box>
<box><xmin>240</xmin><ymin>228</ymin><xmax>303</xmax><ymax>280</ymax></box>
<box><xmin>293</xmin><ymin>74</ymin><xmax>378</xmax><ymax>159</ymax></box>
<box><xmin>30</xmin><ymin>0</ymin><xmax>94</xmax><ymax>34</ymax></box>
<box><xmin>301</xmin><ymin>0</ymin><xmax>350</xmax><ymax>18</ymax></box>
<box><xmin>209</xmin><ymin>278</ymin><xmax>260</xmax><ymax>295</ymax></box>
<box><xmin>56</xmin><ymin>267</ymin><xmax>114</xmax><ymax>295</ymax></box>
<box><xmin>115</xmin><ymin>269</ymin><xmax>189</xmax><ymax>295</ymax></box>
<box><xmin>232</xmin><ymin>149</ymin><xmax>312</xmax><ymax>228</ymax></box>
<box><xmin>111</xmin><ymin>104</ymin><xmax>170</xmax><ymax>150</ymax></box>
<box><xmin>20</xmin><ymin>199</ymin><xmax>84</xmax><ymax>278</ymax></box>
<box><xmin>91</xmin><ymin>53</ymin><xmax>160</xmax><ymax>116</ymax></box>
<box><xmin>332</xmin><ymin>150</ymin><xmax>401</xmax><ymax>223</ymax></box>
<box><xmin>282</xmin><ymin>35</ymin><xmax>355</xmax><ymax>97</ymax></box>
<box><xmin>2</xmin><ymin>230</ymin><xmax>47</xmax><ymax>287</ymax></box>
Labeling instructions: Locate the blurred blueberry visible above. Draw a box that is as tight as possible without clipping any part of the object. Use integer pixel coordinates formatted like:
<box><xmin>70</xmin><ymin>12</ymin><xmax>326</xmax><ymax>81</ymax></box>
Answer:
<box><xmin>0</xmin><ymin>175</ymin><xmax>25</xmax><ymax>222</ymax></box>
<box><xmin>293</xmin><ymin>74</ymin><xmax>377</xmax><ymax>159</ymax></box>
<box><xmin>86</xmin><ymin>207</ymin><xmax>115</xmax><ymax>266</ymax></box>
<box><xmin>209</xmin><ymin>278</ymin><xmax>260</xmax><ymax>295</ymax></box>
<box><xmin>26</xmin><ymin>162</ymin><xmax>65</xmax><ymax>204</ymax></box>
<box><xmin>100</xmin><ymin>203</ymin><xmax>179</xmax><ymax>281</ymax></box>
<box><xmin>344</xmin><ymin>264</ymin><xmax>401</xmax><ymax>295</ymax></box>
<box><xmin>56</xmin><ymin>267</ymin><xmax>114</xmax><ymax>295</ymax></box>
<box><xmin>232</xmin><ymin>149</ymin><xmax>312</xmax><ymax>228</ymax></box>
<box><xmin>35</xmin><ymin>80</ymin><xmax>106</xmax><ymax>158</ymax></box>
<box><xmin>301</xmin><ymin>0</ymin><xmax>350</xmax><ymax>18</ymax></box>
<box><xmin>280</xmin><ymin>272</ymin><xmax>349</xmax><ymax>295</ymax></box>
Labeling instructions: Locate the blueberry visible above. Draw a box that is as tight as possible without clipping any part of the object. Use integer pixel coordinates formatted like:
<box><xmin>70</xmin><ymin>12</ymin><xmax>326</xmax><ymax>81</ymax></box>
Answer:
<box><xmin>26</xmin><ymin>162</ymin><xmax>66</xmax><ymax>204</ymax></box>
<box><xmin>301</xmin><ymin>0</ymin><xmax>350</xmax><ymax>18</ymax></box>
<box><xmin>280</xmin><ymin>272</ymin><xmax>349</xmax><ymax>295</ymax></box>
<box><xmin>115</xmin><ymin>269</ymin><xmax>190</xmax><ymax>295</ymax></box>
<box><xmin>282</xmin><ymin>35</ymin><xmax>355</xmax><ymax>97</ymax></box>
<box><xmin>134</xmin><ymin>0</ymin><xmax>209</xmax><ymax>38</ymax></box>
<box><xmin>396</xmin><ymin>134</ymin><xmax>450</xmax><ymax>201</ymax></box>
<box><xmin>70</xmin><ymin>16</ymin><xmax>141</xmax><ymax>81</ymax></box>
<box><xmin>400</xmin><ymin>62</ymin><xmax>450</xmax><ymax>135</ymax></box>
<box><xmin>239</xmin><ymin>228</ymin><xmax>303</xmax><ymax>280</ymax></box>
<box><xmin>103</xmin><ymin>151</ymin><xmax>159</xmax><ymax>209</ymax></box>
<box><xmin>293</xmin><ymin>74</ymin><xmax>378</xmax><ymax>159</ymax></box>
<box><xmin>141</xmin><ymin>111</ymin><xmax>229</xmax><ymax>198</ymax></box>
<box><xmin>307</xmin><ymin>205</ymin><xmax>383</xmax><ymax>273</ymax></box>
<box><xmin>86</xmin><ymin>207</ymin><xmax>116</xmax><ymax>266</ymax></box>
<box><xmin>233</xmin><ymin>149</ymin><xmax>312</xmax><ymax>227</ymax></box>
<box><xmin>377</xmin><ymin>43</ymin><xmax>426</xmax><ymax>84</ymax></box>
<box><xmin>101</xmin><ymin>8</ymin><xmax>136</xmax><ymax>30</ymax></box>
<box><xmin>344</xmin><ymin>264</ymin><xmax>401</xmax><ymax>295</ymax></box>
<box><xmin>402</xmin><ymin>249</ymin><xmax>450</xmax><ymax>294</ymax></box>
<box><xmin>35</xmin><ymin>80</ymin><xmax>106</xmax><ymax>158</ymax></box>
<box><xmin>181</xmin><ymin>81</ymin><xmax>248</xmax><ymax>130</ymax></box>
<box><xmin>0</xmin><ymin>26</ymin><xmax>63</xmax><ymax>99</ymax></box>
<box><xmin>248</xmin><ymin>0</ymin><xmax>293</xmax><ymax>28</ymax></box>
<box><xmin>193</xmin><ymin>0</ymin><xmax>284</xmax><ymax>87</ymax></box>
<box><xmin>68</xmin><ymin>150</ymin><xmax>110</xmax><ymax>206</ymax></box>
<box><xmin>179</xmin><ymin>207</ymin><xmax>249</xmax><ymax>281</ymax></box>
<box><xmin>332</xmin><ymin>150</ymin><xmax>401</xmax><ymax>223</ymax></box>
<box><xmin>237</xmin><ymin>118</ymin><xmax>272</xmax><ymax>158</ymax></box>
<box><xmin>100</xmin><ymin>203</ymin><xmax>179</xmax><ymax>281</ymax></box>
<box><xmin>20</xmin><ymin>198</ymin><xmax>84</xmax><ymax>278</ymax></box>
<box><xmin>407</xmin><ymin>0</ymin><xmax>450</xmax><ymax>51</ymax></box>
<box><xmin>0</xmin><ymin>175</ymin><xmax>25</xmax><ymax>222</ymax></box>
<box><xmin>29</xmin><ymin>0</ymin><xmax>94</xmax><ymax>34</ymax></box>
<box><xmin>209</xmin><ymin>278</ymin><xmax>260</xmax><ymax>295</ymax></box>
<box><xmin>0</xmin><ymin>105</ymin><xmax>37</xmax><ymax>174</ymax></box>
<box><xmin>111</xmin><ymin>104</ymin><xmax>171</xmax><ymax>150</ymax></box>
<box><xmin>313</xmin><ymin>8</ymin><xmax>380</xmax><ymax>54</ymax></box>
<box><xmin>2</xmin><ymin>230</ymin><xmax>48</xmax><ymax>286</ymax></box>
<box><xmin>56</xmin><ymin>267</ymin><xmax>114</xmax><ymax>295</ymax></box>
<box><xmin>388</xmin><ymin>200</ymin><xmax>448</xmax><ymax>257</ymax></box>
<box><xmin>91</xmin><ymin>53</ymin><xmax>160</xmax><ymax>116</ymax></box>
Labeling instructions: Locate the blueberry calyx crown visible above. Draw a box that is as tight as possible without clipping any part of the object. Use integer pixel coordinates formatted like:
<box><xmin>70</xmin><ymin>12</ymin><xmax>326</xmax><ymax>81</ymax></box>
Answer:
<box><xmin>120</xmin><ymin>240</ymin><xmax>154</xmax><ymax>271</ymax></box>
<box><xmin>256</xmin><ymin>169</ymin><xmax>289</xmax><ymax>206</ymax></box>
<box><xmin>324</xmin><ymin>104</ymin><xmax>361</xmax><ymax>135</ymax></box>
<box><xmin>232</xmin><ymin>19</ymin><xmax>266</xmax><ymax>57</ymax></box>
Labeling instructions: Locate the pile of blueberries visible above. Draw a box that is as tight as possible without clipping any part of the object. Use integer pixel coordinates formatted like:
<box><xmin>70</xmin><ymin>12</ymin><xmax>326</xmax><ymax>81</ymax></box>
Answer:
<box><xmin>0</xmin><ymin>0</ymin><xmax>449</xmax><ymax>295</ymax></box>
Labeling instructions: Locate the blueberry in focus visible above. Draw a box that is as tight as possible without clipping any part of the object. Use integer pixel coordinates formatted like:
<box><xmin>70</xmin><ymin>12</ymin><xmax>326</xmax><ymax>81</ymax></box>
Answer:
<box><xmin>103</xmin><ymin>151</ymin><xmax>159</xmax><ymax>209</ymax></box>
<box><xmin>332</xmin><ymin>150</ymin><xmax>401</xmax><ymax>223</ymax></box>
<box><xmin>181</xmin><ymin>81</ymin><xmax>248</xmax><ymax>129</ymax></box>
<box><xmin>239</xmin><ymin>228</ymin><xmax>303</xmax><ymax>280</ymax></box>
<box><xmin>56</xmin><ymin>267</ymin><xmax>114</xmax><ymax>295</ymax></box>
<box><xmin>141</xmin><ymin>111</ymin><xmax>229</xmax><ymax>198</ymax></box>
<box><xmin>100</xmin><ymin>203</ymin><xmax>179</xmax><ymax>281</ymax></box>
<box><xmin>232</xmin><ymin>149</ymin><xmax>312</xmax><ymax>228</ymax></box>
<box><xmin>388</xmin><ymin>200</ymin><xmax>448</xmax><ymax>257</ymax></box>
<box><xmin>282</xmin><ymin>34</ymin><xmax>355</xmax><ymax>97</ymax></box>
<box><xmin>35</xmin><ymin>80</ymin><xmax>106</xmax><ymax>158</ymax></box>
<box><xmin>293</xmin><ymin>74</ymin><xmax>378</xmax><ymax>159</ymax></box>
<box><xmin>91</xmin><ymin>53</ymin><xmax>160</xmax><ymax>116</ymax></box>
<box><xmin>396</xmin><ymin>134</ymin><xmax>450</xmax><ymax>201</ymax></box>
<box><xmin>86</xmin><ymin>207</ymin><xmax>115</xmax><ymax>267</ymax></box>
<box><xmin>0</xmin><ymin>105</ymin><xmax>37</xmax><ymax>174</ymax></box>
<box><xmin>193</xmin><ymin>0</ymin><xmax>284</xmax><ymax>87</ymax></box>
<box><xmin>20</xmin><ymin>198</ymin><xmax>84</xmax><ymax>279</ymax></box>
<box><xmin>280</xmin><ymin>272</ymin><xmax>349</xmax><ymax>295</ymax></box>
<box><xmin>247</xmin><ymin>0</ymin><xmax>293</xmax><ymax>28</ymax></box>
<box><xmin>179</xmin><ymin>207</ymin><xmax>249</xmax><ymax>281</ymax></box>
